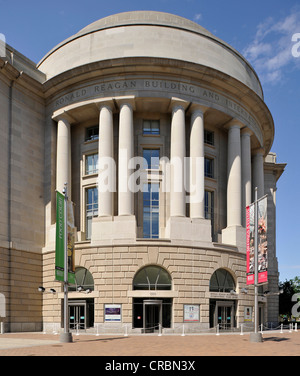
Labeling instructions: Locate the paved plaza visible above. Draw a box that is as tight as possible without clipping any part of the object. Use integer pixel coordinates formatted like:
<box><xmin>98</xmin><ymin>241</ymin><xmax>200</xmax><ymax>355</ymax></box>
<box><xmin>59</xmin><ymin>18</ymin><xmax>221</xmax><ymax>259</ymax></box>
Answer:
<box><xmin>0</xmin><ymin>330</ymin><xmax>299</xmax><ymax>356</ymax></box>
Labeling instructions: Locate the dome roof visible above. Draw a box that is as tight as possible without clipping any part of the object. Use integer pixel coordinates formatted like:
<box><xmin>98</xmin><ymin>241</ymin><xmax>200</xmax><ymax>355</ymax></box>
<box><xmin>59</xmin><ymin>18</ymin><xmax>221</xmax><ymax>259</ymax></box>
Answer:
<box><xmin>76</xmin><ymin>11</ymin><xmax>215</xmax><ymax>39</ymax></box>
<box><xmin>38</xmin><ymin>11</ymin><xmax>263</xmax><ymax>98</ymax></box>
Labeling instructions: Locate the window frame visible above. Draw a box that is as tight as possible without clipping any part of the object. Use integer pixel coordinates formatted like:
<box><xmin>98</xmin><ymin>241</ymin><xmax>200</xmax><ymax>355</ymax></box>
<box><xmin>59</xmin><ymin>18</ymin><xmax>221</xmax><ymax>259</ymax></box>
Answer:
<box><xmin>85</xmin><ymin>126</ymin><xmax>99</xmax><ymax>142</ymax></box>
<box><xmin>143</xmin><ymin>119</ymin><xmax>160</xmax><ymax>136</ymax></box>
<box><xmin>85</xmin><ymin>186</ymin><xmax>98</xmax><ymax>240</ymax></box>
<box><xmin>143</xmin><ymin>182</ymin><xmax>160</xmax><ymax>239</ymax></box>
<box><xmin>85</xmin><ymin>153</ymin><xmax>98</xmax><ymax>176</ymax></box>
<box><xmin>133</xmin><ymin>265</ymin><xmax>172</xmax><ymax>290</ymax></box>
<box><xmin>143</xmin><ymin>148</ymin><xmax>160</xmax><ymax>170</ymax></box>
<box><xmin>205</xmin><ymin>157</ymin><xmax>214</xmax><ymax>179</ymax></box>
<box><xmin>204</xmin><ymin>130</ymin><xmax>214</xmax><ymax>146</ymax></box>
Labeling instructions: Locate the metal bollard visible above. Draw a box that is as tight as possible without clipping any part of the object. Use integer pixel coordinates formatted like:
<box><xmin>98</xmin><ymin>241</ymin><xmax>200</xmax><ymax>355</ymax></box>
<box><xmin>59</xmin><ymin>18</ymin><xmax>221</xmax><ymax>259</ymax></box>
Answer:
<box><xmin>181</xmin><ymin>324</ymin><xmax>185</xmax><ymax>337</ymax></box>
<box><xmin>124</xmin><ymin>324</ymin><xmax>128</xmax><ymax>337</ymax></box>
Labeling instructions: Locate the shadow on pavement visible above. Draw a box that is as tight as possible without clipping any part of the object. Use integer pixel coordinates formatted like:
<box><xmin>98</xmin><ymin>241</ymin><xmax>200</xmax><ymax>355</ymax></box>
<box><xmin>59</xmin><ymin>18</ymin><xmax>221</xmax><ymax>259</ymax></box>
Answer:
<box><xmin>263</xmin><ymin>337</ymin><xmax>290</xmax><ymax>342</ymax></box>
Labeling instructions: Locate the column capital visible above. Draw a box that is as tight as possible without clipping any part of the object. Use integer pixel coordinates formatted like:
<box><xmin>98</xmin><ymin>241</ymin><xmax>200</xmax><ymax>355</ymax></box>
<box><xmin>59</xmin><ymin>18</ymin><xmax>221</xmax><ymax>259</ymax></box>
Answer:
<box><xmin>188</xmin><ymin>103</ymin><xmax>209</xmax><ymax>117</ymax></box>
<box><xmin>95</xmin><ymin>98</ymin><xmax>115</xmax><ymax>112</ymax></box>
<box><xmin>52</xmin><ymin>110</ymin><xmax>75</xmax><ymax>124</ymax></box>
<box><xmin>224</xmin><ymin>119</ymin><xmax>245</xmax><ymax>130</ymax></box>
<box><xmin>253</xmin><ymin>147</ymin><xmax>265</xmax><ymax>156</ymax></box>
<box><xmin>241</xmin><ymin>127</ymin><xmax>253</xmax><ymax>137</ymax></box>
<box><xmin>169</xmin><ymin>97</ymin><xmax>190</xmax><ymax>113</ymax></box>
<box><xmin>115</xmin><ymin>95</ymin><xmax>136</xmax><ymax>111</ymax></box>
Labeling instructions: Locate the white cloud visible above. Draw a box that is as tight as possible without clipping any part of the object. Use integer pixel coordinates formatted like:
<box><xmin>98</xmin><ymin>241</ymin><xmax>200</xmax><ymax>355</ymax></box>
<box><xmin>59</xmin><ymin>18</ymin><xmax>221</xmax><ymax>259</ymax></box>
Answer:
<box><xmin>243</xmin><ymin>9</ymin><xmax>300</xmax><ymax>85</ymax></box>
<box><xmin>194</xmin><ymin>13</ymin><xmax>202</xmax><ymax>22</ymax></box>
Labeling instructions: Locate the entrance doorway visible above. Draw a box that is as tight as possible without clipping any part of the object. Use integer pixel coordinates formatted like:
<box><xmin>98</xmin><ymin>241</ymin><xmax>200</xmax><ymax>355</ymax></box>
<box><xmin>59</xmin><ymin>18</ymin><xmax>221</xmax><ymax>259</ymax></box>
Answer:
<box><xmin>69</xmin><ymin>301</ymin><xmax>86</xmax><ymax>330</ymax></box>
<box><xmin>133</xmin><ymin>298</ymin><xmax>172</xmax><ymax>331</ymax></box>
<box><xmin>66</xmin><ymin>299</ymin><xmax>94</xmax><ymax>331</ymax></box>
<box><xmin>143</xmin><ymin>300</ymin><xmax>162</xmax><ymax>333</ymax></box>
<box><xmin>209</xmin><ymin>300</ymin><xmax>235</xmax><ymax>330</ymax></box>
<box><xmin>216</xmin><ymin>302</ymin><xmax>234</xmax><ymax>330</ymax></box>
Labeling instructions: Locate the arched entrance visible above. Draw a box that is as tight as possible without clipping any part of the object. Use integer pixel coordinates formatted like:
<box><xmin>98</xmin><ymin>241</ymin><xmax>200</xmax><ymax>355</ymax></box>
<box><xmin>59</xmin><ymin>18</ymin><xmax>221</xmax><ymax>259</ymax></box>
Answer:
<box><xmin>209</xmin><ymin>268</ymin><xmax>237</xmax><ymax>330</ymax></box>
<box><xmin>132</xmin><ymin>265</ymin><xmax>172</xmax><ymax>332</ymax></box>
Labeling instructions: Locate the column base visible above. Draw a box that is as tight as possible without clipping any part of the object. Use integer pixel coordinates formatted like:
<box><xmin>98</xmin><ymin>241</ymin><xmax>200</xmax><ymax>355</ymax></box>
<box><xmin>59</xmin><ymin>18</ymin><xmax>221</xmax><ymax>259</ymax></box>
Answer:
<box><xmin>221</xmin><ymin>226</ymin><xmax>246</xmax><ymax>251</ymax></box>
<box><xmin>91</xmin><ymin>215</ymin><xmax>137</xmax><ymax>245</ymax></box>
<box><xmin>60</xmin><ymin>332</ymin><xmax>73</xmax><ymax>343</ymax></box>
<box><xmin>249</xmin><ymin>332</ymin><xmax>263</xmax><ymax>343</ymax></box>
<box><xmin>166</xmin><ymin>217</ymin><xmax>212</xmax><ymax>245</ymax></box>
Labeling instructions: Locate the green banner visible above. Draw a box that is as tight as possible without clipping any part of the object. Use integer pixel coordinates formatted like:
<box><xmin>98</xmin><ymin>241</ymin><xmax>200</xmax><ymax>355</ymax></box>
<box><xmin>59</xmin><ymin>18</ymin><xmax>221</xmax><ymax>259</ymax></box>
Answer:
<box><xmin>55</xmin><ymin>191</ymin><xmax>76</xmax><ymax>284</ymax></box>
<box><xmin>55</xmin><ymin>191</ymin><xmax>65</xmax><ymax>282</ymax></box>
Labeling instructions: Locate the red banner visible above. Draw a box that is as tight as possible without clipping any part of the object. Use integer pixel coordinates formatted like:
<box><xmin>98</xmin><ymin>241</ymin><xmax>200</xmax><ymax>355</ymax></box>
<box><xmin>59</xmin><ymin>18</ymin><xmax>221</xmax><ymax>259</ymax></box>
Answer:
<box><xmin>246</xmin><ymin>197</ymin><xmax>268</xmax><ymax>285</ymax></box>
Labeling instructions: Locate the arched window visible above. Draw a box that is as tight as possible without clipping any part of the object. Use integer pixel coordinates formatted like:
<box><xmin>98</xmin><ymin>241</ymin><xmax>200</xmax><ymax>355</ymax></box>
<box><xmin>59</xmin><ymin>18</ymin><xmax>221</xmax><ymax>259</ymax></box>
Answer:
<box><xmin>69</xmin><ymin>267</ymin><xmax>94</xmax><ymax>292</ymax></box>
<box><xmin>133</xmin><ymin>265</ymin><xmax>172</xmax><ymax>290</ymax></box>
<box><xmin>209</xmin><ymin>269</ymin><xmax>235</xmax><ymax>293</ymax></box>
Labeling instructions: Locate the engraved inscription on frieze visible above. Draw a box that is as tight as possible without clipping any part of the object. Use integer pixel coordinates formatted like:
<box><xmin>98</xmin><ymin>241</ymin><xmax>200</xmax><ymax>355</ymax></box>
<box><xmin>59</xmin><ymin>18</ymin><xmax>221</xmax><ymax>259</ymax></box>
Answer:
<box><xmin>54</xmin><ymin>78</ymin><xmax>261</xmax><ymax>143</ymax></box>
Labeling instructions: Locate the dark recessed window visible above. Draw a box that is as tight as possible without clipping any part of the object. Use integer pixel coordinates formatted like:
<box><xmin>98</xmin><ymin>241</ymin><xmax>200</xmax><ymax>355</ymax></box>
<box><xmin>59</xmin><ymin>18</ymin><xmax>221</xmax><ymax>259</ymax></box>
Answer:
<box><xmin>204</xmin><ymin>130</ymin><xmax>214</xmax><ymax>146</ymax></box>
<box><xmin>143</xmin><ymin>120</ymin><xmax>160</xmax><ymax>135</ymax></box>
<box><xmin>209</xmin><ymin>269</ymin><xmax>235</xmax><ymax>293</ymax></box>
<box><xmin>133</xmin><ymin>266</ymin><xmax>171</xmax><ymax>290</ymax></box>
<box><xmin>205</xmin><ymin>157</ymin><xmax>214</xmax><ymax>178</ymax></box>
<box><xmin>86</xmin><ymin>126</ymin><xmax>99</xmax><ymax>141</ymax></box>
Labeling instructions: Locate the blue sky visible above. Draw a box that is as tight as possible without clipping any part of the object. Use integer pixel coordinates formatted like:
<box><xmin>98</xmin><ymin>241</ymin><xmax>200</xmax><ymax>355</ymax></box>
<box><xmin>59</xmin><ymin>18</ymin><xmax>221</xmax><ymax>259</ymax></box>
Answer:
<box><xmin>1</xmin><ymin>0</ymin><xmax>299</xmax><ymax>282</ymax></box>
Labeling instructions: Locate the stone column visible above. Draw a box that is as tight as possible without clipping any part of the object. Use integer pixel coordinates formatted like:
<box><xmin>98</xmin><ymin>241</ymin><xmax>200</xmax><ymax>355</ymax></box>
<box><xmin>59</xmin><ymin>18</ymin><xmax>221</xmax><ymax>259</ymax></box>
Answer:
<box><xmin>222</xmin><ymin>121</ymin><xmax>246</xmax><ymax>249</ymax></box>
<box><xmin>253</xmin><ymin>148</ymin><xmax>265</xmax><ymax>199</ymax></box>
<box><xmin>118</xmin><ymin>102</ymin><xmax>134</xmax><ymax>216</ymax></box>
<box><xmin>227</xmin><ymin>123</ymin><xmax>242</xmax><ymax>227</ymax></box>
<box><xmin>98</xmin><ymin>103</ymin><xmax>115</xmax><ymax>217</ymax></box>
<box><xmin>190</xmin><ymin>107</ymin><xmax>205</xmax><ymax>219</ymax></box>
<box><xmin>56</xmin><ymin>117</ymin><xmax>71</xmax><ymax>196</ymax></box>
<box><xmin>92</xmin><ymin>98</ymin><xmax>136</xmax><ymax>243</ymax></box>
<box><xmin>170</xmin><ymin>102</ymin><xmax>186</xmax><ymax>217</ymax></box>
<box><xmin>241</xmin><ymin>128</ymin><xmax>252</xmax><ymax>226</ymax></box>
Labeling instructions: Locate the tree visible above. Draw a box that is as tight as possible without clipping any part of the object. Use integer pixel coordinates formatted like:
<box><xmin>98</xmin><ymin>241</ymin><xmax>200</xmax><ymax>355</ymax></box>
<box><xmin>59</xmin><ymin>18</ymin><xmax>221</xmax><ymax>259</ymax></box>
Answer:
<box><xmin>279</xmin><ymin>277</ymin><xmax>300</xmax><ymax>321</ymax></box>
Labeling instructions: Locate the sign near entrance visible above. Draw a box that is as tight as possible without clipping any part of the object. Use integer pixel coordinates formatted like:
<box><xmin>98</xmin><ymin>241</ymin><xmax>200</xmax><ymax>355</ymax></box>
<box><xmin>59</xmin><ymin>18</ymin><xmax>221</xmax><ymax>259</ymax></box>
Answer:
<box><xmin>184</xmin><ymin>305</ymin><xmax>200</xmax><ymax>322</ymax></box>
<box><xmin>244</xmin><ymin>306</ymin><xmax>253</xmax><ymax>322</ymax></box>
<box><xmin>105</xmin><ymin>304</ymin><xmax>122</xmax><ymax>322</ymax></box>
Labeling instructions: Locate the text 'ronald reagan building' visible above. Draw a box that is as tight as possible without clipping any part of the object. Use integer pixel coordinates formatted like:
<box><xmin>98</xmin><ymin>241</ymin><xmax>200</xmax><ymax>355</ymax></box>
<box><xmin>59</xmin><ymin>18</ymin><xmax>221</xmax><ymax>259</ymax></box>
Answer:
<box><xmin>0</xmin><ymin>11</ymin><xmax>286</xmax><ymax>333</ymax></box>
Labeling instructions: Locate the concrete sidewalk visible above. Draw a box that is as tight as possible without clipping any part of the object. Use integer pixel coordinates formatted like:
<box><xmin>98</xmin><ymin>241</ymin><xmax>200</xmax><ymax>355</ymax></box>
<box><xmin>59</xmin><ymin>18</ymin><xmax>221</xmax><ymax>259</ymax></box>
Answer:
<box><xmin>0</xmin><ymin>330</ymin><xmax>299</xmax><ymax>356</ymax></box>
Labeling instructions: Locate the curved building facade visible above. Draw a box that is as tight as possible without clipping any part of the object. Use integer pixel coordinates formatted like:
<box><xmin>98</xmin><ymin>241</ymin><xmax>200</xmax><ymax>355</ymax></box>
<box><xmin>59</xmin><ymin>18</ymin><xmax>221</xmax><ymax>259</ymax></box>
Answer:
<box><xmin>0</xmin><ymin>11</ymin><xmax>286</xmax><ymax>333</ymax></box>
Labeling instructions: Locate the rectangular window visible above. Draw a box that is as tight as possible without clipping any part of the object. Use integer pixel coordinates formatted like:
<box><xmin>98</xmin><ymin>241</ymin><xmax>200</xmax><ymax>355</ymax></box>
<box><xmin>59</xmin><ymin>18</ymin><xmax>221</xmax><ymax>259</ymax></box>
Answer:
<box><xmin>143</xmin><ymin>120</ymin><xmax>160</xmax><ymax>135</ymax></box>
<box><xmin>86</xmin><ymin>126</ymin><xmax>99</xmax><ymax>141</ymax></box>
<box><xmin>143</xmin><ymin>183</ymin><xmax>159</xmax><ymax>239</ymax></box>
<box><xmin>143</xmin><ymin>149</ymin><xmax>160</xmax><ymax>170</ymax></box>
<box><xmin>86</xmin><ymin>187</ymin><xmax>98</xmax><ymax>240</ymax></box>
<box><xmin>204</xmin><ymin>130</ymin><xmax>214</xmax><ymax>146</ymax></box>
<box><xmin>205</xmin><ymin>190</ymin><xmax>214</xmax><ymax>220</ymax></box>
<box><xmin>85</xmin><ymin>153</ymin><xmax>98</xmax><ymax>175</ymax></box>
<box><xmin>205</xmin><ymin>190</ymin><xmax>214</xmax><ymax>238</ymax></box>
<box><xmin>205</xmin><ymin>157</ymin><xmax>214</xmax><ymax>178</ymax></box>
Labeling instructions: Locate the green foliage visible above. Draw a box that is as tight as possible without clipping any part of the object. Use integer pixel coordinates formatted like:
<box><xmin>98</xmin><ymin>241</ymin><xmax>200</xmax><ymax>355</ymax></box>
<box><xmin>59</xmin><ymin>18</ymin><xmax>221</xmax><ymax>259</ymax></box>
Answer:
<box><xmin>279</xmin><ymin>276</ymin><xmax>300</xmax><ymax>320</ymax></box>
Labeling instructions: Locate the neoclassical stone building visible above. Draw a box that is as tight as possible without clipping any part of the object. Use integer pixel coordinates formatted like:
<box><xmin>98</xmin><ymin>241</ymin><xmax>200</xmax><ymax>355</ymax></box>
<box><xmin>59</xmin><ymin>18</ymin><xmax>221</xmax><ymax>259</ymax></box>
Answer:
<box><xmin>0</xmin><ymin>11</ymin><xmax>286</xmax><ymax>333</ymax></box>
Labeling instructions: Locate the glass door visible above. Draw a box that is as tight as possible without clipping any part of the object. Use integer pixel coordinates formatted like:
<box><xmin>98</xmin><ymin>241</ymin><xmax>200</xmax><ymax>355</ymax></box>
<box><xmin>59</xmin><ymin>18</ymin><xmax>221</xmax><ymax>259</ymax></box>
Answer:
<box><xmin>216</xmin><ymin>302</ymin><xmax>234</xmax><ymax>330</ymax></box>
<box><xmin>143</xmin><ymin>300</ymin><xmax>162</xmax><ymax>333</ymax></box>
<box><xmin>69</xmin><ymin>302</ymin><xmax>86</xmax><ymax>331</ymax></box>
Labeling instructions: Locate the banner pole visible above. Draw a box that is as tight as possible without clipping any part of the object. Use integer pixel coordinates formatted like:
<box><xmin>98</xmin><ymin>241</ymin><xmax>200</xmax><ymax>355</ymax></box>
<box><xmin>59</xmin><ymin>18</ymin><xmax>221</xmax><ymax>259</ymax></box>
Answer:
<box><xmin>60</xmin><ymin>183</ymin><xmax>73</xmax><ymax>343</ymax></box>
